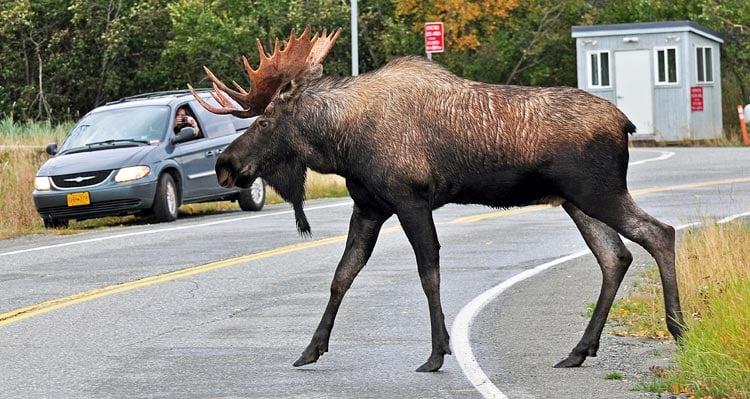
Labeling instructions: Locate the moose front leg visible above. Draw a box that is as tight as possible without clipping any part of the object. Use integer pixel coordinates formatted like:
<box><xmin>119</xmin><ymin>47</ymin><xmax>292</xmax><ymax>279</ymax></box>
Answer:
<box><xmin>397</xmin><ymin>202</ymin><xmax>451</xmax><ymax>372</ymax></box>
<box><xmin>293</xmin><ymin>204</ymin><xmax>391</xmax><ymax>368</ymax></box>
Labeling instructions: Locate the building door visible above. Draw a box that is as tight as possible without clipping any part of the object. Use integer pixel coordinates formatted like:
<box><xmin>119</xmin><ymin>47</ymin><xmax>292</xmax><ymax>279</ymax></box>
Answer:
<box><xmin>615</xmin><ymin>50</ymin><xmax>653</xmax><ymax>136</ymax></box>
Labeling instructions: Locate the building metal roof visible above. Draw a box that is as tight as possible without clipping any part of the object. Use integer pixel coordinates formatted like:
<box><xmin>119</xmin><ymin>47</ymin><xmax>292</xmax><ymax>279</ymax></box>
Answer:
<box><xmin>572</xmin><ymin>20</ymin><xmax>723</xmax><ymax>43</ymax></box>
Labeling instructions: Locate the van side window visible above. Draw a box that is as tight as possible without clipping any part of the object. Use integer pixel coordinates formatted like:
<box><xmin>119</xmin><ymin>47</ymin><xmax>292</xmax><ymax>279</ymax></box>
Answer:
<box><xmin>192</xmin><ymin>103</ymin><xmax>236</xmax><ymax>138</ymax></box>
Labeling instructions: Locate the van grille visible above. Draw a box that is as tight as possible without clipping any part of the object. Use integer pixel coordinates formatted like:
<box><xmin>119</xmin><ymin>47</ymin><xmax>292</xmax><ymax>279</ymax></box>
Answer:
<box><xmin>52</xmin><ymin>170</ymin><xmax>113</xmax><ymax>188</ymax></box>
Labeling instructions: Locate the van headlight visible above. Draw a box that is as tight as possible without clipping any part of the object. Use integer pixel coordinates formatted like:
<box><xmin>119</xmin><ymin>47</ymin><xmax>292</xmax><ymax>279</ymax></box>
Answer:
<box><xmin>34</xmin><ymin>176</ymin><xmax>52</xmax><ymax>191</ymax></box>
<box><xmin>115</xmin><ymin>166</ymin><xmax>151</xmax><ymax>183</ymax></box>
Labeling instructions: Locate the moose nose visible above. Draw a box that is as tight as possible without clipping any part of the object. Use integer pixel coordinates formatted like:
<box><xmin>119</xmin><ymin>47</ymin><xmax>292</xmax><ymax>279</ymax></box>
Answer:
<box><xmin>215</xmin><ymin>154</ymin><xmax>237</xmax><ymax>188</ymax></box>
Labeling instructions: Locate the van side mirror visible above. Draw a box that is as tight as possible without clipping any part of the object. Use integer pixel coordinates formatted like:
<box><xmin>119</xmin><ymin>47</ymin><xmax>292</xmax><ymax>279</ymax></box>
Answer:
<box><xmin>45</xmin><ymin>143</ymin><xmax>58</xmax><ymax>155</ymax></box>
<box><xmin>171</xmin><ymin>127</ymin><xmax>196</xmax><ymax>145</ymax></box>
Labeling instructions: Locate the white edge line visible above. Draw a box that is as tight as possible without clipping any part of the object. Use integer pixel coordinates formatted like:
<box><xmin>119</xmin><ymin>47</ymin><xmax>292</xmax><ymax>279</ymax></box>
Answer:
<box><xmin>451</xmin><ymin>212</ymin><xmax>748</xmax><ymax>399</ymax></box>
<box><xmin>718</xmin><ymin>212</ymin><xmax>750</xmax><ymax>224</ymax></box>
<box><xmin>628</xmin><ymin>149</ymin><xmax>675</xmax><ymax>166</ymax></box>
<box><xmin>450</xmin><ymin>249</ymin><xmax>590</xmax><ymax>399</ymax></box>
<box><xmin>0</xmin><ymin>200</ymin><xmax>352</xmax><ymax>257</ymax></box>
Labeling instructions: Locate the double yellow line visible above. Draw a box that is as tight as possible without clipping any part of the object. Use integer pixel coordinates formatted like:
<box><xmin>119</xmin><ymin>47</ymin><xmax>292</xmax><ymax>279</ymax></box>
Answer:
<box><xmin>0</xmin><ymin>236</ymin><xmax>346</xmax><ymax>327</ymax></box>
<box><xmin>2</xmin><ymin>177</ymin><xmax>749</xmax><ymax>327</ymax></box>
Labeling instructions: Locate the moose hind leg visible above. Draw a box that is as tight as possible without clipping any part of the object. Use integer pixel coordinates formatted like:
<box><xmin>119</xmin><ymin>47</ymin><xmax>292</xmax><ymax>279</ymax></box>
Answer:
<box><xmin>554</xmin><ymin>202</ymin><xmax>633</xmax><ymax>368</ymax></box>
<box><xmin>577</xmin><ymin>193</ymin><xmax>684</xmax><ymax>341</ymax></box>
<box><xmin>293</xmin><ymin>204</ymin><xmax>391</xmax><ymax>367</ymax></box>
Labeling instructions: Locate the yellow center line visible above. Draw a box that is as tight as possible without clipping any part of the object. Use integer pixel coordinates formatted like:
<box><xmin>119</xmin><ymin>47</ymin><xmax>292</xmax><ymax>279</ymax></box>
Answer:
<box><xmin>1</xmin><ymin>177</ymin><xmax>749</xmax><ymax>327</ymax></box>
<box><xmin>450</xmin><ymin>205</ymin><xmax>552</xmax><ymax>224</ymax></box>
<box><xmin>630</xmin><ymin>177</ymin><xmax>750</xmax><ymax>196</ymax></box>
<box><xmin>1</xmin><ymin>236</ymin><xmax>342</xmax><ymax>326</ymax></box>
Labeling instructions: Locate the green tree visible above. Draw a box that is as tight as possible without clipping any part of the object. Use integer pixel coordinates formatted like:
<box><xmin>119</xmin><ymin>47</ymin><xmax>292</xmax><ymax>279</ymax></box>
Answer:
<box><xmin>385</xmin><ymin>0</ymin><xmax>589</xmax><ymax>86</ymax></box>
<box><xmin>470</xmin><ymin>0</ymin><xmax>589</xmax><ymax>86</ymax></box>
<box><xmin>393</xmin><ymin>0</ymin><xmax>520</xmax><ymax>52</ymax></box>
<box><xmin>163</xmin><ymin>0</ymin><xmax>351</xmax><ymax>90</ymax></box>
<box><xmin>0</xmin><ymin>0</ymin><xmax>172</xmax><ymax>122</ymax></box>
<box><xmin>0</xmin><ymin>0</ymin><xmax>68</xmax><ymax>120</ymax></box>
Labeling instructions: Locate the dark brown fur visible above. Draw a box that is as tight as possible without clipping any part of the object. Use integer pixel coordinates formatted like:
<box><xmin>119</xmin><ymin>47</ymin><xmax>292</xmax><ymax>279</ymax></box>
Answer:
<box><xmin>215</xmin><ymin>56</ymin><xmax>683</xmax><ymax>372</ymax></box>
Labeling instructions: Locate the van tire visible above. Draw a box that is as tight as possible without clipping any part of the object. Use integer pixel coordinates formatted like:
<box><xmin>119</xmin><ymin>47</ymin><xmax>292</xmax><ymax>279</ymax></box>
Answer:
<box><xmin>238</xmin><ymin>177</ymin><xmax>265</xmax><ymax>211</ymax></box>
<box><xmin>152</xmin><ymin>173</ymin><xmax>179</xmax><ymax>222</ymax></box>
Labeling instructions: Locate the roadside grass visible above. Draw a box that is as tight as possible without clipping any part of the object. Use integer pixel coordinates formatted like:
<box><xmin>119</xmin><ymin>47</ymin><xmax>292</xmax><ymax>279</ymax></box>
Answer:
<box><xmin>629</xmin><ymin>132</ymin><xmax>744</xmax><ymax>147</ymax></box>
<box><xmin>0</xmin><ymin>117</ymin><xmax>71</xmax><ymax>146</ymax></box>
<box><xmin>0</xmin><ymin>117</ymin><xmax>348</xmax><ymax>238</ymax></box>
<box><xmin>604</xmin><ymin>371</ymin><xmax>624</xmax><ymax>380</ymax></box>
<box><xmin>1</xmin><ymin>119</ymin><xmax>71</xmax><ymax>237</ymax></box>
<box><xmin>604</xmin><ymin>220</ymin><xmax>750</xmax><ymax>398</ymax></box>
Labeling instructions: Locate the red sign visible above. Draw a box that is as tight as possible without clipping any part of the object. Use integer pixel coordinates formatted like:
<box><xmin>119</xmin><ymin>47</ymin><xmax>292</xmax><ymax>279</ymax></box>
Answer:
<box><xmin>690</xmin><ymin>86</ymin><xmax>704</xmax><ymax>112</ymax></box>
<box><xmin>425</xmin><ymin>22</ymin><xmax>444</xmax><ymax>54</ymax></box>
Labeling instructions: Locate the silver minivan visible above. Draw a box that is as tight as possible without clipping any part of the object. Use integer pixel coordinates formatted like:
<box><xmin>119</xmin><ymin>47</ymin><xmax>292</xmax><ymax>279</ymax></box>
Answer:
<box><xmin>33</xmin><ymin>90</ymin><xmax>265</xmax><ymax>228</ymax></box>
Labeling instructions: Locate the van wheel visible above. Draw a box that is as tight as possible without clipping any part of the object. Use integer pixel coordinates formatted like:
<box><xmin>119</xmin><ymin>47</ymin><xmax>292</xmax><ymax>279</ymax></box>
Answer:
<box><xmin>152</xmin><ymin>174</ymin><xmax>179</xmax><ymax>222</ymax></box>
<box><xmin>238</xmin><ymin>177</ymin><xmax>265</xmax><ymax>211</ymax></box>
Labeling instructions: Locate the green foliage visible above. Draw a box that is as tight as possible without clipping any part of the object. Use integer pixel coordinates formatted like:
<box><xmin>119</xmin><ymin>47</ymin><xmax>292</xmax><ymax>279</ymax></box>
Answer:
<box><xmin>446</xmin><ymin>0</ymin><xmax>590</xmax><ymax>86</ymax></box>
<box><xmin>2</xmin><ymin>0</ymin><xmax>750</xmax><ymax>134</ymax></box>
<box><xmin>607</xmin><ymin>220</ymin><xmax>750</xmax><ymax>397</ymax></box>
<box><xmin>163</xmin><ymin>0</ymin><xmax>351</xmax><ymax>89</ymax></box>
<box><xmin>604</xmin><ymin>371</ymin><xmax>624</xmax><ymax>380</ymax></box>
<box><xmin>670</xmin><ymin>279</ymin><xmax>750</xmax><ymax>398</ymax></box>
<box><xmin>0</xmin><ymin>0</ymin><xmax>174</xmax><ymax>122</ymax></box>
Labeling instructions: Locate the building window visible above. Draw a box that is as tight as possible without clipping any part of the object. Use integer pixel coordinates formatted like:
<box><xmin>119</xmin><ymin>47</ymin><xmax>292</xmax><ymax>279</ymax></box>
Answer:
<box><xmin>655</xmin><ymin>47</ymin><xmax>678</xmax><ymax>84</ymax></box>
<box><xmin>587</xmin><ymin>51</ymin><xmax>610</xmax><ymax>88</ymax></box>
<box><xmin>696</xmin><ymin>46</ymin><xmax>713</xmax><ymax>83</ymax></box>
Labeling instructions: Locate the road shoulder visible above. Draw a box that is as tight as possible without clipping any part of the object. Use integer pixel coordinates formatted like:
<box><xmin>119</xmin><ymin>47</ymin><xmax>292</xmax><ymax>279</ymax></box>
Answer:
<box><xmin>473</xmin><ymin>246</ymin><xmax>675</xmax><ymax>398</ymax></box>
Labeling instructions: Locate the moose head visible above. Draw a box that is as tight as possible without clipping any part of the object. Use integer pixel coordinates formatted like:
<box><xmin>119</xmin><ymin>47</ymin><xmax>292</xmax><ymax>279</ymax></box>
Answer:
<box><xmin>189</xmin><ymin>27</ymin><xmax>341</xmax><ymax>235</ymax></box>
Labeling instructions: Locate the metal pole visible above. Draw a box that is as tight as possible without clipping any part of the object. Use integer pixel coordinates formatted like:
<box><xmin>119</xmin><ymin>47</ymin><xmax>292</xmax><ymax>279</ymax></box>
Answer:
<box><xmin>351</xmin><ymin>0</ymin><xmax>359</xmax><ymax>76</ymax></box>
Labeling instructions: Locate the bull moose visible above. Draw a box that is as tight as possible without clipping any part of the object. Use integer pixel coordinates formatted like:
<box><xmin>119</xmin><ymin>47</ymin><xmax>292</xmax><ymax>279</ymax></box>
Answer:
<box><xmin>189</xmin><ymin>27</ymin><xmax>684</xmax><ymax>372</ymax></box>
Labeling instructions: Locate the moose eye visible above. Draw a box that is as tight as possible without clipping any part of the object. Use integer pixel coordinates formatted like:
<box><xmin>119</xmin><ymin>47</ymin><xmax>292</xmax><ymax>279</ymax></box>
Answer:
<box><xmin>258</xmin><ymin>119</ymin><xmax>270</xmax><ymax>128</ymax></box>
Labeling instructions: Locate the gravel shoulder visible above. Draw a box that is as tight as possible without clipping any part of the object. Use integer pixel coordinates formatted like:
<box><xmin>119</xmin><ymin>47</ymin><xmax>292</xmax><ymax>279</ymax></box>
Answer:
<box><xmin>472</xmin><ymin>244</ymin><xmax>676</xmax><ymax>398</ymax></box>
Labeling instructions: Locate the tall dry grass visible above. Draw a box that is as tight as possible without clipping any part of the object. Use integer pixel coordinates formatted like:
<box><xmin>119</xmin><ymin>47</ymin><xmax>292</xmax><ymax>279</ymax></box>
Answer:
<box><xmin>676</xmin><ymin>221</ymin><xmax>750</xmax><ymax>313</ymax></box>
<box><xmin>673</xmin><ymin>278</ymin><xmax>750</xmax><ymax>398</ymax></box>
<box><xmin>180</xmin><ymin>172</ymin><xmax>348</xmax><ymax>214</ymax></box>
<box><xmin>0</xmin><ymin>118</ymin><xmax>71</xmax><ymax>237</ymax></box>
<box><xmin>608</xmin><ymin>219</ymin><xmax>750</xmax><ymax>398</ymax></box>
<box><xmin>668</xmin><ymin>221</ymin><xmax>750</xmax><ymax>398</ymax></box>
<box><xmin>0</xmin><ymin>149</ymin><xmax>48</xmax><ymax>235</ymax></box>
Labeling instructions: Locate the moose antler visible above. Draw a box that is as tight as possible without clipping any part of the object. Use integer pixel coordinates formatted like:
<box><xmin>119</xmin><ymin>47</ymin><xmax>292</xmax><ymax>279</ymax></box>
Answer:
<box><xmin>188</xmin><ymin>27</ymin><xmax>341</xmax><ymax>118</ymax></box>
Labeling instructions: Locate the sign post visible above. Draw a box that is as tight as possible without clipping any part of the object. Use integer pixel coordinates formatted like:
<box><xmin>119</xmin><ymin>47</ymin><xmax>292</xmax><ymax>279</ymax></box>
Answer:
<box><xmin>424</xmin><ymin>22</ymin><xmax>444</xmax><ymax>60</ymax></box>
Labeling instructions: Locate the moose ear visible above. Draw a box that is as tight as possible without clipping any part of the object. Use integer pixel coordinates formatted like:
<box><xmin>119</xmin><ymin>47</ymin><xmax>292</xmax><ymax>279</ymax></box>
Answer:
<box><xmin>277</xmin><ymin>64</ymin><xmax>323</xmax><ymax>102</ymax></box>
<box><xmin>276</xmin><ymin>80</ymin><xmax>299</xmax><ymax>104</ymax></box>
<box><xmin>279</xmin><ymin>81</ymin><xmax>295</xmax><ymax>96</ymax></box>
<box><xmin>292</xmin><ymin>64</ymin><xmax>323</xmax><ymax>88</ymax></box>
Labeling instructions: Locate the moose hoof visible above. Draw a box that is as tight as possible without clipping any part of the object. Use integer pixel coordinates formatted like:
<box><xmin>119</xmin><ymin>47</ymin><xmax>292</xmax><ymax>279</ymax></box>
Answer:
<box><xmin>416</xmin><ymin>355</ymin><xmax>444</xmax><ymax>372</ymax></box>
<box><xmin>293</xmin><ymin>353</ymin><xmax>318</xmax><ymax>367</ymax></box>
<box><xmin>553</xmin><ymin>354</ymin><xmax>586</xmax><ymax>368</ymax></box>
<box><xmin>293</xmin><ymin>348</ymin><xmax>324</xmax><ymax>367</ymax></box>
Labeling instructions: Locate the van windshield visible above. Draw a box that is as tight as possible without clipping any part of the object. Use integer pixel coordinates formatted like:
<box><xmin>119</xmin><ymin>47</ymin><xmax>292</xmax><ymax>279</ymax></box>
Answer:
<box><xmin>59</xmin><ymin>106</ymin><xmax>170</xmax><ymax>152</ymax></box>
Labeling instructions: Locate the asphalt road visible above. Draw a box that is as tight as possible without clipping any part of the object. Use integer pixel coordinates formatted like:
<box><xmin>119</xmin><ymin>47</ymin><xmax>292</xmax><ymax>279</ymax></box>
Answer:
<box><xmin>1</xmin><ymin>147</ymin><xmax>748</xmax><ymax>398</ymax></box>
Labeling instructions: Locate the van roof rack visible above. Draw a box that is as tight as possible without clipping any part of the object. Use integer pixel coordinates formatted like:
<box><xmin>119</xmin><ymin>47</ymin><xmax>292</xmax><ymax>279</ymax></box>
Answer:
<box><xmin>106</xmin><ymin>89</ymin><xmax>212</xmax><ymax>105</ymax></box>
